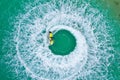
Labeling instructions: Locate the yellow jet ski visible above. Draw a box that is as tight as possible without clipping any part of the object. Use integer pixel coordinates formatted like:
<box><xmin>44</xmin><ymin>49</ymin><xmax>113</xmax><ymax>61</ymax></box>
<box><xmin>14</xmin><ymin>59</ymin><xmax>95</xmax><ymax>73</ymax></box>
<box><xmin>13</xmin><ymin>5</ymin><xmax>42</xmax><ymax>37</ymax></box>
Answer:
<box><xmin>49</xmin><ymin>31</ymin><xmax>54</xmax><ymax>45</ymax></box>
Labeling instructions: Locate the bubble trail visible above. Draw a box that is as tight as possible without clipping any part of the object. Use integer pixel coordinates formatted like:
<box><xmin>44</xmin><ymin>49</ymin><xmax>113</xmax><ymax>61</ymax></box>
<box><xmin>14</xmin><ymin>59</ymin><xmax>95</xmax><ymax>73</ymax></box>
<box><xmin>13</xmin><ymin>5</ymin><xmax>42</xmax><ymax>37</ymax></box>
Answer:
<box><xmin>3</xmin><ymin>0</ymin><xmax>115</xmax><ymax>80</ymax></box>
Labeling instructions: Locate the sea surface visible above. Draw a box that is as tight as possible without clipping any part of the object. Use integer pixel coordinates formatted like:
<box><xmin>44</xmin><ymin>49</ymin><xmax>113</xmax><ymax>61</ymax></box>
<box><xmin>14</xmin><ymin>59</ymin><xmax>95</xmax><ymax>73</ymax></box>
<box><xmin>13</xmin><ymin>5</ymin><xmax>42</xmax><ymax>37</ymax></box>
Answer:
<box><xmin>0</xmin><ymin>0</ymin><xmax>120</xmax><ymax>80</ymax></box>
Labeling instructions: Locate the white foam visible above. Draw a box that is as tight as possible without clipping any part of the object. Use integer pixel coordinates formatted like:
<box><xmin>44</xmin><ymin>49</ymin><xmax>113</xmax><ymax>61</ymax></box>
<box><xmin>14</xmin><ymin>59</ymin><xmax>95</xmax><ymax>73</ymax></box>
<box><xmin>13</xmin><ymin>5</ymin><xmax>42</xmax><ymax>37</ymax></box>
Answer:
<box><xmin>10</xmin><ymin>0</ymin><xmax>114</xmax><ymax>80</ymax></box>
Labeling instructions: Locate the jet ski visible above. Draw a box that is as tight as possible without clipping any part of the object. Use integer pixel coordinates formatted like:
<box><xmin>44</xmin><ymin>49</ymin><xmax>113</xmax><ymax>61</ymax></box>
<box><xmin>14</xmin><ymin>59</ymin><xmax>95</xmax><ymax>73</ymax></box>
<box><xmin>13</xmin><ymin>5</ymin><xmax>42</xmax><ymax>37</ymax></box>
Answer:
<box><xmin>49</xmin><ymin>31</ymin><xmax>54</xmax><ymax>45</ymax></box>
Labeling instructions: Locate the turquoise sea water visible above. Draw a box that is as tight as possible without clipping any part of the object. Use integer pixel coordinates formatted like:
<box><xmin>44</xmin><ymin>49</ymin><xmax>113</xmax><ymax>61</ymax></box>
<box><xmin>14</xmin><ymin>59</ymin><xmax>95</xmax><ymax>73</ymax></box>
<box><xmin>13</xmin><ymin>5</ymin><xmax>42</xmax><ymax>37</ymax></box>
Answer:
<box><xmin>0</xmin><ymin>0</ymin><xmax>120</xmax><ymax>80</ymax></box>
<box><xmin>49</xmin><ymin>29</ymin><xmax>76</xmax><ymax>56</ymax></box>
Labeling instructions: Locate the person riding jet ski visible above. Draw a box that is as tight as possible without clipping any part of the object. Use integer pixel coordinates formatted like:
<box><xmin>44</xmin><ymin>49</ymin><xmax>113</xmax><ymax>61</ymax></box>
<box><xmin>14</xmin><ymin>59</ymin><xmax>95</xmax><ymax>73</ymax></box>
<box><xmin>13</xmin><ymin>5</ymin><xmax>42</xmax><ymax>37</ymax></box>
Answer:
<box><xmin>49</xmin><ymin>31</ymin><xmax>54</xmax><ymax>45</ymax></box>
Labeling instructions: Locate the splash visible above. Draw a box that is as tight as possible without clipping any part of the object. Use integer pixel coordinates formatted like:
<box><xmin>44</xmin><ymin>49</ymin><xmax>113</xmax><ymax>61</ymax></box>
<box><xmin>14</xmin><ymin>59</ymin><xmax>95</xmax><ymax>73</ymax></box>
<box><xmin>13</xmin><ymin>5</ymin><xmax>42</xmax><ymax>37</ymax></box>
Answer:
<box><xmin>4</xmin><ymin>0</ymin><xmax>115</xmax><ymax>80</ymax></box>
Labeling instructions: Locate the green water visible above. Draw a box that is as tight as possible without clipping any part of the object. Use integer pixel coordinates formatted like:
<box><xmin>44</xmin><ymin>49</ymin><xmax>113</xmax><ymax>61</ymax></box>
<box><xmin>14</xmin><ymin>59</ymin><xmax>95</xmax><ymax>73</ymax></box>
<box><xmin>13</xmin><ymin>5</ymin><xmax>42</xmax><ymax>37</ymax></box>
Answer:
<box><xmin>0</xmin><ymin>0</ymin><xmax>120</xmax><ymax>80</ymax></box>
<box><xmin>49</xmin><ymin>29</ymin><xmax>76</xmax><ymax>56</ymax></box>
